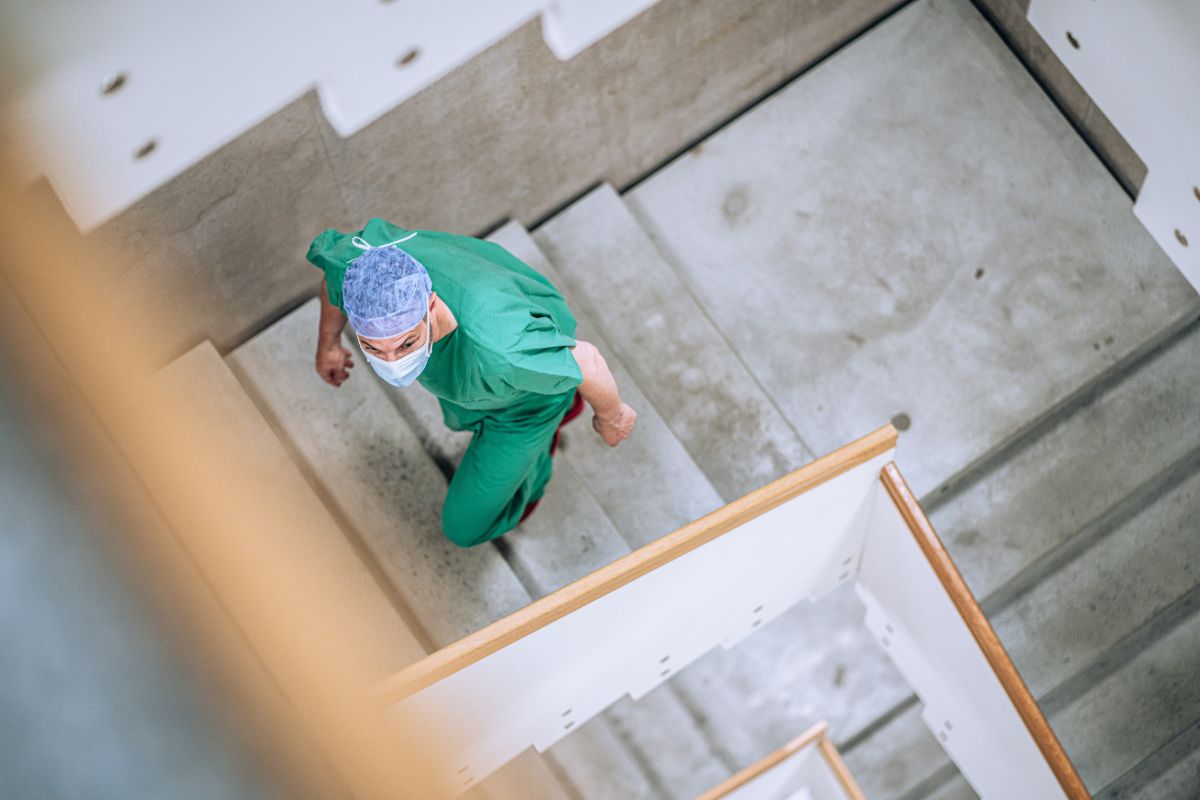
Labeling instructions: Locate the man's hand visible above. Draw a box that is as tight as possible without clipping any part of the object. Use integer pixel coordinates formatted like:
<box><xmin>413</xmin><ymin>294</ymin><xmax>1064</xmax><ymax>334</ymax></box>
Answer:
<box><xmin>316</xmin><ymin>340</ymin><xmax>354</xmax><ymax>387</ymax></box>
<box><xmin>592</xmin><ymin>403</ymin><xmax>637</xmax><ymax>447</ymax></box>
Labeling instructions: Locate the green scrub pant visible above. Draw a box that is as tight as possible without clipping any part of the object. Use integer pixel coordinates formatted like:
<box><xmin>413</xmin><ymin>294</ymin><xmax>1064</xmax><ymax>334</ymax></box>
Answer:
<box><xmin>440</xmin><ymin>391</ymin><xmax>575</xmax><ymax>547</ymax></box>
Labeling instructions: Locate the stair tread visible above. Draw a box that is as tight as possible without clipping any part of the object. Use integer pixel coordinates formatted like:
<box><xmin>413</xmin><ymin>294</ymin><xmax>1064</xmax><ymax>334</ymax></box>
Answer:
<box><xmin>993</xmin><ymin>464</ymin><xmax>1200</xmax><ymax>700</ymax></box>
<box><xmin>1052</xmin><ymin>601</ymin><xmax>1200</xmax><ymax>791</ymax></box>
<box><xmin>158</xmin><ymin>340</ymin><xmax>424</xmax><ymax>674</ymax></box>
<box><xmin>930</xmin><ymin>321</ymin><xmax>1200</xmax><ymax>600</ymax></box>
<box><xmin>622</xmin><ymin>0</ymin><xmax>1196</xmax><ymax>499</ymax></box>
<box><xmin>534</xmin><ymin>183</ymin><xmax>814</xmax><ymax>502</ymax></box>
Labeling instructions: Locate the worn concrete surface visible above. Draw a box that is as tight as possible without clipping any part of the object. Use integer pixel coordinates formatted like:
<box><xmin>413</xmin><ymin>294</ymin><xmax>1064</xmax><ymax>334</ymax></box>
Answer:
<box><xmin>85</xmin><ymin>94</ymin><xmax>351</xmax><ymax>362</ymax></box>
<box><xmin>624</xmin><ymin>0</ymin><xmax>1196</xmax><ymax>498</ymax></box>
<box><xmin>992</xmin><ymin>465</ymin><xmax>1200</xmax><ymax>701</ymax></box>
<box><xmin>1050</xmin><ymin>604</ymin><xmax>1200</xmax><ymax>792</ymax></box>
<box><xmin>535</xmin><ymin>183</ymin><xmax>814</xmax><ymax>500</ymax></box>
<box><xmin>601</xmin><ymin>687</ymin><xmax>734</xmax><ymax>799</ymax></box>
<box><xmin>669</xmin><ymin>585</ymin><xmax>911</xmax><ymax>769</ymax></box>
<box><xmin>1112</xmin><ymin>727</ymin><xmax>1200</xmax><ymax>800</ymax></box>
<box><xmin>158</xmin><ymin>341</ymin><xmax>424</xmax><ymax>675</ymax></box>
<box><xmin>81</xmin><ymin>0</ymin><xmax>902</xmax><ymax>364</ymax></box>
<box><xmin>929</xmin><ymin>320</ymin><xmax>1200</xmax><ymax>602</ymax></box>
<box><xmin>841</xmin><ymin>703</ymin><xmax>950</xmax><ymax>799</ymax></box>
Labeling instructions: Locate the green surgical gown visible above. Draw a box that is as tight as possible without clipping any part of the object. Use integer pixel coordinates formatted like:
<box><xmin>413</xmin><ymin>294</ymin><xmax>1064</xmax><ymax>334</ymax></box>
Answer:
<box><xmin>306</xmin><ymin>218</ymin><xmax>582</xmax><ymax>547</ymax></box>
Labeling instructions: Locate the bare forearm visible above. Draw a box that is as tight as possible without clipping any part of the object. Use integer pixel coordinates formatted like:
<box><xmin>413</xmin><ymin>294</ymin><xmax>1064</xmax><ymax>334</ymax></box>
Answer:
<box><xmin>318</xmin><ymin>278</ymin><xmax>348</xmax><ymax>346</ymax></box>
<box><xmin>573</xmin><ymin>340</ymin><xmax>621</xmax><ymax>420</ymax></box>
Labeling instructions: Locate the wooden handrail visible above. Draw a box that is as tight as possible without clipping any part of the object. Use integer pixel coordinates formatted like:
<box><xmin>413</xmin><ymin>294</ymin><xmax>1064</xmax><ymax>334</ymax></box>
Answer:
<box><xmin>375</xmin><ymin>424</ymin><xmax>898</xmax><ymax>703</ymax></box>
<box><xmin>880</xmin><ymin>463</ymin><xmax>1090</xmax><ymax>800</ymax></box>
<box><xmin>694</xmin><ymin>721</ymin><xmax>865</xmax><ymax>800</ymax></box>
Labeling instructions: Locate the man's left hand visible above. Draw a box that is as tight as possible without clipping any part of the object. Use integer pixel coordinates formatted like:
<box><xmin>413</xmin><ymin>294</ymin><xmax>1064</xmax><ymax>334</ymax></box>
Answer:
<box><xmin>593</xmin><ymin>403</ymin><xmax>637</xmax><ymax>447</ymax></box>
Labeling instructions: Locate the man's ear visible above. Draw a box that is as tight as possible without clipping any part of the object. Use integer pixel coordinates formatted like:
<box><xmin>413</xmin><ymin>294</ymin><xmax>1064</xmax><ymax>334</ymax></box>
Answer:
<box><xmin>429</xmin><ymin>291</ymin><xmax>438</xmax><ymax>311</ymax></box>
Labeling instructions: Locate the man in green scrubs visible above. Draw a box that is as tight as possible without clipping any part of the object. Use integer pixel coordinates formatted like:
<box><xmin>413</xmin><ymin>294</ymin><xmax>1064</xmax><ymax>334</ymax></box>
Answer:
<box><xmin>307</xmin><ymin>218</ymin><xmax>637</xmax><ymax>548</ymax></box>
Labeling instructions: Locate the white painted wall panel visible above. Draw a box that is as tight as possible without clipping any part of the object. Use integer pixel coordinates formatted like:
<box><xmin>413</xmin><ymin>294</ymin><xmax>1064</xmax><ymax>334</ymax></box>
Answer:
<box><xmin>1</xmin><ymin>0</ymin><xmax>659</xmax><ymax>230</ymax></box>
<box><xmin>388</xmin><ymin>450</ymin><xmax>892</xmax><ymax>795</ymax></box>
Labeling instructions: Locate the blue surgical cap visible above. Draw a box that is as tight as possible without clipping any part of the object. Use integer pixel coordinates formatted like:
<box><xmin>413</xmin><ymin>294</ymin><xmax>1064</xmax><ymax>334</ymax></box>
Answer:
<box><xmin>342</xmin><ymin>246</ymin><xmax>432</xmax><ymax>339</ymax></box>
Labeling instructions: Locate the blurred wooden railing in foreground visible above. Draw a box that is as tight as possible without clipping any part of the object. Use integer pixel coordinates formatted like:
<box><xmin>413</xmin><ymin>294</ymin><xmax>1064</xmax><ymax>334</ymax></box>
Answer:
<box><xmin>0</xmin><ymin>166</ymin><xmax>441</xmax><ymax>800</ymax></box>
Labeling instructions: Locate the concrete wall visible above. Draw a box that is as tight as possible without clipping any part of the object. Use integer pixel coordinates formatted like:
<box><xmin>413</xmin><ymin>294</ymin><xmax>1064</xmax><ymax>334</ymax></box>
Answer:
<box><xmin>971</xmin><ymin>0</ymin><xmax>1146</xmax><ymax>196</ymax></box>
<box><xmin>63</xmin><ymin>0</ymin><xmax>903</xmax><ymax>363</ymax></box>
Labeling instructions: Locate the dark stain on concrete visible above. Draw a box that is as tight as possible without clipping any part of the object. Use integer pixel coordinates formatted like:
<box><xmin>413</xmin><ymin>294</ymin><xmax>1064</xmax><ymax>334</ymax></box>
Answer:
<box><xmin>722</xmin><ymin>187</ymin><xmax>749</xmax><ymax>223</ymax></box>
<box><xmin>847</xmin><ymin>332</ymin><xmax>866</xmax><ymax>346</ymax></box>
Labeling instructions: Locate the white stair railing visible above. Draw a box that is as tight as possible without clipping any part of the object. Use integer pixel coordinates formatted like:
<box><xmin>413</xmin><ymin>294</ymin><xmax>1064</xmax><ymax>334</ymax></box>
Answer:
<box><xmin>375</xmin><ymin>425</ymin><xmax>1089</xmax><ymax>799</ymax></box>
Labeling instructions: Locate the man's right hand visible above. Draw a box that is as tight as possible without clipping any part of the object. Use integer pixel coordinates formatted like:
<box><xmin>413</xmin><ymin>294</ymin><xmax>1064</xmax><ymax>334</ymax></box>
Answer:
<box><xmin>316</xmin><ymin>340</ymin><xmax>354</xmax><ymax>387</ymax></box>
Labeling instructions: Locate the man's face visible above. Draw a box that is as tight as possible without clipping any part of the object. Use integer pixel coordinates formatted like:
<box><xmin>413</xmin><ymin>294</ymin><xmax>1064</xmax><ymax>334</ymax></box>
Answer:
<box><xmin>357</xmin><ymin>296</ymin><xmax>434</xmax><ymax>362</ymax></box>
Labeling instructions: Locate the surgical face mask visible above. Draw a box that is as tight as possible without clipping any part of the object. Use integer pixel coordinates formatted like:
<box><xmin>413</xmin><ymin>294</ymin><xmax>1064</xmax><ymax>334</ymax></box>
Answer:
<box><xmin>358</xmin><ymin>315</ymin><xmax>432</xmax><ymax>388</ymax></box>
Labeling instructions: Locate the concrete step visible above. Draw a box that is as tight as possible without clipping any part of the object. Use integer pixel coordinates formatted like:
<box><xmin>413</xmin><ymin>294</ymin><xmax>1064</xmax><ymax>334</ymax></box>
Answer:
<box><xmin>156</xmin><ymin>340</ymin><xmax>425</xmax><ymax>677</ymax></box>
<box><xmin>621</xmin><ymin>0</ymin><xmax>1198</xmax><ymax>499</ymax></box>
<box><xmin>226</xmin><ymin>300</ymin><xmax>578</xmax><ymax>800</ymax></box>
<box><xmin>533</xmin><ymin>182</ymin><xmax>814</xmax><ymax>502</ymax></box>
<box><xmin>1044</xmin><ymin>514</ymin><xmax>1200</xmax><ymax>793</ymax></box>
<box><xmin>842</xmin><ymin>323</ymin><xmax>1200</xmax><ymax>798</ymax></box>
<box><xmin>1100</xmin><ymin>723</ymin><xmax>1200</xmax><ymax>800</ymax></box>
<box><xmin>520</xmin><ymin>209</ymin><xmax>912</xmax><ymax>772</ymax></box>
<box><xmin>928</xmin><ymin>319</ymin><xmax>1200</xmax><ymax>606</ymax></box>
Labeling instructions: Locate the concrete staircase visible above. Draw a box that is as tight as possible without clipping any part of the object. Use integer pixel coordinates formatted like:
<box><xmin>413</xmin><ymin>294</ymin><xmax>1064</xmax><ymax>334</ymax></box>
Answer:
<box><xmin>160</xmin><ymin>0</ymin><xmax>1200</xmax><ymax>797</ymax></box>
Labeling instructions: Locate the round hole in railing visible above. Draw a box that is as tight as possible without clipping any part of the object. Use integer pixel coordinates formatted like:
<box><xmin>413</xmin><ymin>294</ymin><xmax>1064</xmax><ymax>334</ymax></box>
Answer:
<box><xmin>752</xmin><ymin>619</ymin><xmax>763</xmax><ymax>628</ymax></box>
<box><xmin>842</xmin><ymin>556</ymin><xmax>854</xmax><ymax>566</ymax></box>
<box><xmin>838</xmin><ymin>571</ymin><xmax>850</xmax><ymax>581</ymax></box>
<box><xmin>561</xmin><ymin>708</ymin><xmax>573</xmax><ymax>717</ymax></box>
<box><xmin>659</xmin><ymin>654</ymin><xmax>671</xmax><ymax>664</ymax></box>
<box><xmin>396</xmin><ymin>47</ymin><xmax>421</xmax><ymax>68</ymax></box>
<box><xmin>1193</xmin><ymin>186</ymin><xmax>1200</xmax><ymax>203</ymax></box>
<box><xmin>752</xmin><ymin>604</ymin><xmax>764</xmax><ymax>614</ymax></box>
<box><xmin>1066</xmin><ymin>31</ymin><xmax>1080</xmax><ymax>49</ymax></box>
<box><xmin>659</xmin><ymin>668</ymin><xmax>671</xmax><ymax>677</ymax></box>
<box><xmin>133</xmin><ymin>138</ymin><xmax>158</xmax><ymax>160</ymax></box>
<box><xmin>563</xmin><ymin>720</ymin><xmax>575</xmax><ymax>731</ymax></box>
<box><xmin>1176</xmin><ymin>228</ymin><xmax>1190</xmax><ymax>248</ymax></box>
<box><xmin>101</xmin><ymin>72</ymin><xmax>128</xmax><ymax>96</ymax></box>
<box><xmin>891</xmin><ymin>412</ymin><xmax>912</xmax><ymax>431</ymax></box>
